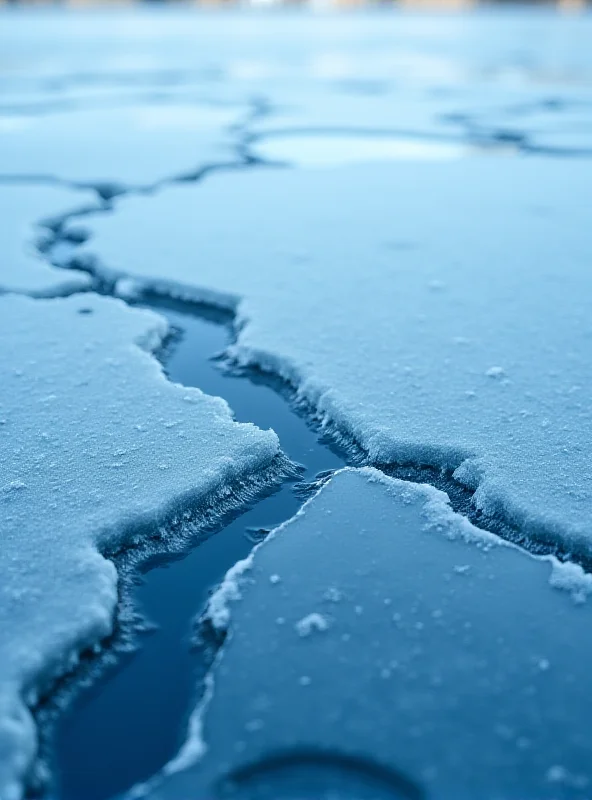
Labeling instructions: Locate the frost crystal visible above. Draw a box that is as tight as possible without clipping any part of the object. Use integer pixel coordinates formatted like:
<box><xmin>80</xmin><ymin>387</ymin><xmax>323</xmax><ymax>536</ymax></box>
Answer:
<box><xmin>0</xmin><ymin>294</ymin><xmax>279</xmax><ymax>800</ymax></box>
<box><xmin>144</xmin><ymin>470</ymin><xmax>592</xmax><ymax>800</ymax></box>
<box><xmin>76</xmin><ymin>157</ymin><xmax>592</xmax><ymax>553</ymax></box>
<box><xmin>295</xmin><ymin>613</ymin><xmax>330</xmax><ymax>637</ymax></box>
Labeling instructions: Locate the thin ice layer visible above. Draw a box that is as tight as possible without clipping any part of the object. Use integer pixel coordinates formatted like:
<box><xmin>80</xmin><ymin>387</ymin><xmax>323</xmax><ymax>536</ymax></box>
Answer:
<box><xmin>0</xmin><ymin>103</ymin><xmax>243</xmax><ymax>191</ymax></box>
<box><xmin>73</xmin><ymin>157</ymin><xmax>592</xmax><ymax>552</ymax></box>
<box><xmin>0</xmin><ymin>294</ymin><xmax>280</xmax><ymax>800</ymax></box>
<box><xmin>0</xmin><ymin>184</ymin><xmax>98</xmax><ymax>296</ymax></box>
<box><xmin>131</xmin><ymin>468</ymin><xmax>592</xmax><ymax>800</ymax></box>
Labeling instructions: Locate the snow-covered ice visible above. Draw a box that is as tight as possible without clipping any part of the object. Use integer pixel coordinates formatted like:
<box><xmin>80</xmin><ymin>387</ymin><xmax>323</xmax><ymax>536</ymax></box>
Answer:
<box><xmin>0</xmin><ymin>184</ymin><xmax>99</xmax><ymax>296</ymax></box>
<box><xmin>131</xmin><ymin>468</ymin><xmax>592</xmax><ymax>800</ymax></box>
<box><xmin>0</xmin><ymin>103</ymin><xmax>245</xmax><ymax>192</ymax></box>
<box><xmin>2</xmin><ymin>8</ymin><xmax>592</xmax><ymax>799</ymax></box>
<box><xmin>71</xmin><ymin>156</ymin><xmax>592</xmax><ymax>554</ymax></box>
<box><xmin>0</xmin><ymin>293</ymin><xmax>281</xmax><ymax>800</ymax></box>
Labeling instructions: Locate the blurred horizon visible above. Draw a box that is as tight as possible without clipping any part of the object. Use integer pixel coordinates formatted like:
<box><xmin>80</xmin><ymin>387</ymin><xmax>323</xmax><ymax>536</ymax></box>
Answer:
<box><xmin>1</xmin><ymin>0</ymin><xmax>589</xmax><ymax>12</ymax></box>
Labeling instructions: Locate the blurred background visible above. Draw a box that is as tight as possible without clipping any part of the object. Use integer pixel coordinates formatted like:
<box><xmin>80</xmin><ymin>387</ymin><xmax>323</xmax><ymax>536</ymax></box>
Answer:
<box><xmin>0</xmin><ymin>0</ymin><xmax>589</xmax><ymax>11</ymax></box>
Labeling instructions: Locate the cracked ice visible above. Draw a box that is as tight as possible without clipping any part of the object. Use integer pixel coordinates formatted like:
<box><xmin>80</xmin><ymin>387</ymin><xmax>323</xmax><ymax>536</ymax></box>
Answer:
<box><xmin>1</xmin><ymin>8</ymin><xmax>592</xmax><ymax>800</ymax></box>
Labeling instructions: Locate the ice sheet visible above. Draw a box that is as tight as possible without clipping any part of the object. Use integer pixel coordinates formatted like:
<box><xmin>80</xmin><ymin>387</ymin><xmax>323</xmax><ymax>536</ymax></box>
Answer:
<box><xmin>0</xmin><ymin>293</ymin><xmax>280</xmax><ymax>800</ymax></box>
<box><xmin>0</xmin><ymin>103</ymin><xmax>244</xmax><ymax>192</ymax></box>
<box><xmin>72</xmin><ymin>157</ymin><xmax>592</xmax><ymax>553</ymax></box>
<box><xmin>132</xmin><ymin>468</ymin><xmax>592</xmax><ymax>800</ymax></box>
<box><xmin>0</xmin><ymin>184</ymin><xmax>99</xmax><ymax>296</ymax></box>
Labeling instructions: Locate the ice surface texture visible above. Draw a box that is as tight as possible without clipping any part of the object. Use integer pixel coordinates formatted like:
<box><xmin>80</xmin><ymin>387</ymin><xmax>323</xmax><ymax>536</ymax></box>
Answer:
<box><xmin>0</xmin><ymin>184</ymin><xmax>99</xmax><ymax>296</ymax></box>
<box><xmin>247</xmin><ymin>86</ymin><xmax>592</xmax><ymax>162</ymax></box>
<box><xmin>1</xmin><ymin>10</ymin><xmax>592</xmax><ymax>86</ymax></box>
<box><xmin>74</xmin><ymin>157</ymin><xmax>592</xmax><ymax>554</ymax></box>
<box><xmin>0</xmin><ymin>103</ymin><xmax>244</xmax><ymax>192</ymax></box>
<box><xmin>133</xmin><ymin>468</ymin><xmax>592</xmax><ymax>800</ymax></box>
<box><xmin>0</xmin><ymin>294</ymin><xmax>280</xmax><ymax>800</ymax></box>
<box><xmin>458</xmin><ymin>98</ymin><xmax>592</xmax><ymax>154</ymax></box>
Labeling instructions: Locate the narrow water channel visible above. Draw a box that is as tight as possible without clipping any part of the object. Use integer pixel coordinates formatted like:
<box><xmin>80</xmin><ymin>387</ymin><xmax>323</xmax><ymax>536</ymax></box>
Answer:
<box><xmin>52</xmin><ymin>300</ymin><xmax>347</xmax><ymax>800</ymax></box>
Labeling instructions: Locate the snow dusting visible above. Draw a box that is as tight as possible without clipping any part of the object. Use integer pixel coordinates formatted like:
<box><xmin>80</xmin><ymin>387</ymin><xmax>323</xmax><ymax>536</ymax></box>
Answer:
<box><xmin>133</xmin><ymin>469</ymin><xmax>592</xmax><ymax>799</ymax></box>
<box><xmin>0</xmin><ymin>293</ymin><xmax>280</xmax><ymax>800</ymax></box>
<box><xmin>1</xmin><ymin>9</ymin><xmax>592</xmax><ymax>800</ymax></box>
<box><xmin>72</xmin><ymin>157</ymin><xmax>592</xmax><ymax>554</ymax></box>
<box><xmin>0</xmin><ymin>103</ymin><xmax>245</xmax><ymax>193</ymax></box>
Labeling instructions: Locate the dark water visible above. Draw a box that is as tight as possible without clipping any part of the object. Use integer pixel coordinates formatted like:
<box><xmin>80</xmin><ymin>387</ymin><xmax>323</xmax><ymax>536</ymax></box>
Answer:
<box><xmin>54</xmin><ymin>302</ymin><xmax>345</xmax><ymax>800</ymax></box>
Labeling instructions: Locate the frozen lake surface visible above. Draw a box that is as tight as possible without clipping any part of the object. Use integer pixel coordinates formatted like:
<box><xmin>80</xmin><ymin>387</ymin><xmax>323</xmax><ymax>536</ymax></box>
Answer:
<box><xmin>53</xmin><ymin>301</ymin><xmax>345</xmax><ymax>800</ymax></box>
<box><xmin>1</xmin><ymin>7</ymin><xmax>592</xmax><ymax>800</ymax></box>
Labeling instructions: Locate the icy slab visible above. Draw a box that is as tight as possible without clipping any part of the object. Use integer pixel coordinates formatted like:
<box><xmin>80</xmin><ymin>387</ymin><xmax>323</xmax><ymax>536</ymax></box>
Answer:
<box><xmin>0</xmin><ymin>103</ymin><xmax>244</xmax><ymax>191</ymax></box>
<box><xmin>132</xmin><ymin>468</ymin><xmax>592</xmax><ymax>800</ymax></box>
<box><xmin>0</xmin><ymin>184</ymin><xmax>99</xmax><ymax>297</ymax></box>
<box><xmin>73</xmin><ymin>157</ymin><xmax>592</xmax><ymax>553</ymax></box>
<box><xmin>0</xmin><ymin>294</ymin><xmax>280</xmax><ymax>800</ymax></box>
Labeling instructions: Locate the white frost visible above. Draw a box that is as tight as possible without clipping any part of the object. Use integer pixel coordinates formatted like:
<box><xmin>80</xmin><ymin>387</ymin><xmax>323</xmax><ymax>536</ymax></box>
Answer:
<box><xmin>295</xmin><ymin>612</ymin><xmax>330</xmax><ymax>637</ymax></box>
<box><xmin>0</xmin><ymin>293</ymin><xmax>279</xmax><ymax>800</ymax></box>
<box><xmin>548</xmin><ymin>560</ymin><xmax>592</xmax><ymax>605</ymax></box>
<box><xmin>140</xmin><ymin>469</ymin><xmax>592</xmax><ymax>800</ymax></box>
<box><xmin>74</xmin><ymin>157</ymin><xmax>592</xmax><ymax>555</ymax></box>
<box><xmin>205</xmin><ymin>556</ymin><xmax>256</xmax><ymax>633</ymax></box>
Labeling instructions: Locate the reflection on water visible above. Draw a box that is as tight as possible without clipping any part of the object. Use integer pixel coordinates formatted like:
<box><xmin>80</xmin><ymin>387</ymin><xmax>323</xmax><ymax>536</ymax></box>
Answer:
<box><xmin>54</xmin><ymin>302</ymin><xmax>345</xmax><ymax>800</ymax></box>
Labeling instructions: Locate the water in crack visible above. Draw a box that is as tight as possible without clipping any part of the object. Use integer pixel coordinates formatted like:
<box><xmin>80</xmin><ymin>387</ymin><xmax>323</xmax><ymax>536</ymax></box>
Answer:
<box><xmin>52</xmin><ymin>300</ymin><xmax>346</xmax><ymax>800</ymax></box>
